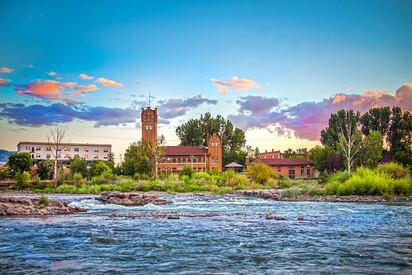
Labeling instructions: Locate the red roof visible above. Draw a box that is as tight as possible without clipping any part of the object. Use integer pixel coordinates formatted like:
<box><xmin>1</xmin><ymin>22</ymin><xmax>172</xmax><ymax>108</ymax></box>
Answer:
<box><xmin>162</xmin><ymin>146</ymin><xmax>208</xmax><ymax>156</ymax></box>
<box><xmin>254</xmin><ymin>158</ymin><xmax>313</xmax><ymax>166</ymax></box>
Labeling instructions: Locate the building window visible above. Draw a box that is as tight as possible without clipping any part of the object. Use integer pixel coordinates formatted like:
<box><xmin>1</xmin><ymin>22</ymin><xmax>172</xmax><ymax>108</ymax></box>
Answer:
<box><xmin>46</xmin><ymin>154</ymin><xmax>51</xmax><ymax>159</ymax></box>
<box><xmin>46</xmin><ymin>147</ymin><xmax>51</xmax><ymax>151</ymax></box>
<box><xmin>94</xmin><ymin>149</ymin><xmax>99</xmax><ymax>153</ymax></box>
<box><xmin>307</xmin><ymin>168</ymin><xmax>311</xmax><ymax>176</ymax></box>
<box><xmin>85</xmin><ymin>148</ymin><xmax>89</xmax><ymax>152</ymax></box>
<box><xmin>35</xmin><ymin>154</ymin><xmax>41</xmax><ymax>158</ymax></box>
<box><xmin>26</xmin><ymin>146</ymin><xmax>30</xmax><ymax>150</ymax></box>
<box><xmin>94</xmin><ymin>155</ymin><xmax>99</xmax><ymax>160</ymax></box>
<box><xmin>277</xmin><ymin>166</ymin><xmax>282</xmax><ymax>174</ymax></box>
<box><xmin>104</xmin><ymin>156</ymin><xmax>108</xmax><ymax>160</ymax></box>
<box><xmin>36</xmin><ymin>147</ymin><xmax>41</xmax><ymax>151</ymax></box>
<box><xmin>301</xmin><ymin>166</ymin><xmax>305</xmax><ymax>176</ymax></box>
<box><xmin>288</xmin><ymin>167</ymin><xmax>295</xmax><ymax>179</ymax></box>
<box><xmin>74</xmin><ymin>147</ymin><xmax>79</xmax><ymax>152</ymax></box>
<box><xmin>103</xmin><ymin>149</ymin><xmax>108</xmax><ymax>153</ymax></box>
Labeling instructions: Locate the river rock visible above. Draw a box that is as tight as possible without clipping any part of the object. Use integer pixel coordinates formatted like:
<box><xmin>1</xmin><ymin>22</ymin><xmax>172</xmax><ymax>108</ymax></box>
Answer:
<box><xmin>265</xmin><ymin>213</ymin><xmax>287</xmax><ymax>220</ymax></box>
<box><xmin>98</xmin><ymin>192</ymin><xmax>170</xmax><ymax>206</ymax></box>
<box><xmin>111</xmin><ymin>211</ymin><xmax>218</xmax><ymax>218</ymax></box>
<box><xmin>0</xmin><ymin>197</ymin><xmax>85</xmax><ymax>216</ymax></box>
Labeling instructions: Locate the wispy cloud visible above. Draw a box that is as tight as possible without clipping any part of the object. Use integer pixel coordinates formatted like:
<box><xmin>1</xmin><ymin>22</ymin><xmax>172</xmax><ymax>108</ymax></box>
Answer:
<box><xmin>0</xmin><ymin>78</ymin><xmax>10</xmax><ymax>86</ymax></box>
<box><xmin>210</xmin><ymin>76</ymin><xmax>261</xmax><ymax>94</ymax></box>
<box><xmin>157</xmin><ymin>95</ymin><xmax>218</xmax><ymax>120</ymax></box>
<box><xmin>75</xmin><ymin>84</ymin><xmax>98</xmax><ymax>93</ymax></box>
<box><xmin>47</xmin><ymin>71</ymin><xmax>58</xmax><ymax>77</ymax></box>
<box><xmin>79</xmin><ymin>73</ymin><xmax>94</xmax><ymax>80</ymax></box>
<box><xmin>97</xmin><ymin>77</ymin><xmax>123</xmax><ymax>88</ymax></box>
<box><xmin>62</xmin><ymin>82</ymin><xmax>76</xmax><ymax>88</ymax></box>
<box><xmin>229</xmin><ymin>84</ymin><xmax>412</xmax><ymax>141</ymax></box>
<box><xmin>0</xmin><ymin>67</ymin><xmax>14</xmax><ymax>74</ymax></box>
<box><xmin>0</xmin><ymin>103</ymin><xmax>137</xmax><ymax>127</ymax></box>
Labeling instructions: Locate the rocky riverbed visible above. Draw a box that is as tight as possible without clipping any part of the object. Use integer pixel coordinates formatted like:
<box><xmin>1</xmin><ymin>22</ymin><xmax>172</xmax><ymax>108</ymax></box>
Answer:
<box><xmin>234</xmin><ymin>189</ymin><xmax>412</xmax><ymax>203</ymax></box>
<box><xmin>0</xmin><ymin>197</ymin><xmax>85</xmax><ymax>216</ymax></box>
<box><xmin>98</xmin><ymin>191</ymin><xmax>170</xmax><ymax>206</ymax></box>
<box><xmin>112</xmin><ymin>211</ymin><xmax>218</xmax><ymax>218</ymax></box>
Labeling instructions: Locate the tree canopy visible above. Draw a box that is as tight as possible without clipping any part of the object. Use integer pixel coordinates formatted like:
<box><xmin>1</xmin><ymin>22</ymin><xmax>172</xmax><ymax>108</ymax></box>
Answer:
<box><xmin>7</xmin><ymin>152</ymin><xmax>33</xmax><ymax>174</ymax></box>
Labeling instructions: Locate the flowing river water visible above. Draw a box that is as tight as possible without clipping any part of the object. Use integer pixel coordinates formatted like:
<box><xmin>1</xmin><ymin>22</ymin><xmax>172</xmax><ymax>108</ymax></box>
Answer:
<box><xmin>0</xmin><ymin>194</ymin><xmax>411</xmax><ymax>274</ymax></box>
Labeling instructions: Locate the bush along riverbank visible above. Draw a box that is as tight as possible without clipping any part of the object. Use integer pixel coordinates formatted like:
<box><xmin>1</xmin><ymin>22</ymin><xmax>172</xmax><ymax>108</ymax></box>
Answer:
<box><xmin>1</xmin><ymin>163</ymin><xmax>411</xmax><ymax>202</ymax></box>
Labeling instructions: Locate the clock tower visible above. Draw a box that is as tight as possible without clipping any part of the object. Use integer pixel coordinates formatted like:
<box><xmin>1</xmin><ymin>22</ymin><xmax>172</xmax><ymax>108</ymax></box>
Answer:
<box><xmin>141</xmin><ymin>107</ymin><xmax>158</xmax><ymax>144</ymax></box>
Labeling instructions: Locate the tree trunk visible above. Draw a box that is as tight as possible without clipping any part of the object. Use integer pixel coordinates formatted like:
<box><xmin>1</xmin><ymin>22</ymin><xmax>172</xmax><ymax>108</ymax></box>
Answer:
<box><xmin>53</xmin><ymin>159</ymin><xmax>58</xmax><ymax>187</ymax></box>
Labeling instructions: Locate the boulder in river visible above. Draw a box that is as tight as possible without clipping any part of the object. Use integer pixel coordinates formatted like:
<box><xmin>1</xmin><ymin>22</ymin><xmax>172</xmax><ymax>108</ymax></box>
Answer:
<box><xmin>265</xmin><ymin>213</ymin><xmax>287</xmax><ymax>220</ymax></box>
<box><xmin>98</xmin><ymin>191</ymin><xmax>170</xmax><ymax>206</ymax></box>
<box><xmin>0</xmin><ymin>197</ymin><xmax>85</xmax><ymax>216</ymax></box>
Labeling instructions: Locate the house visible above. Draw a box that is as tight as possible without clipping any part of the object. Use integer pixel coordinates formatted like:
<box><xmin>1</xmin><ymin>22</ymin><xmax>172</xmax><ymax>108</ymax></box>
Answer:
<box><xmin>17</xmin><ymin>142</ymin><xmax>112</xmax><ymax>163</ymax></box>
<box><xmin>141</xmin><ymin>107</ymin><xmax>222</xmax><ymax>173</ymax></box>
<box><xmin>251</xmin><ymin>158</ymin><xmax>315</xmax><ymax>179</ymax></box>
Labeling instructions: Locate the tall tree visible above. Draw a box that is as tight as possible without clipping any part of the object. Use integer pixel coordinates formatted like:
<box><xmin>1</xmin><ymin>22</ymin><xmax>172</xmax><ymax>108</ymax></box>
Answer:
<box><xmin>388</xmin><ymin>107</ymin><xmax>412</xmax><ymax>166</ymax></box>
<box><xmin>321</xmin><ymin>109</ymin><xmax>360</xmax><ymax>150</ymax></box>
<box><xmin>47</xmin><ymin>125</ymin><xmax>67</xmax><ymax>187</ymax></box>
<box><xmin>359</xmin><ymin>130</ymin><xmax>384</xmax><ymax>168</ymax></box>
<box><xmin>360</xmin><ymin>107</ymin><xmax>391</xmax><ymax>136</ymax></box>
<box><xmin>7</xmin><ymin>152</ymin><xmax>33</xmax><ymax>174</ymax></box>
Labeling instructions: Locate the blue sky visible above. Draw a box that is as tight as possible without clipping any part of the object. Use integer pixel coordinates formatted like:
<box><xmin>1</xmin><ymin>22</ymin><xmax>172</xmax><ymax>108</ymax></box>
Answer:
<box><xmin>1</xmin><ymin>0</ymin><xmax>411</xmax><ymax>159</ymax></box>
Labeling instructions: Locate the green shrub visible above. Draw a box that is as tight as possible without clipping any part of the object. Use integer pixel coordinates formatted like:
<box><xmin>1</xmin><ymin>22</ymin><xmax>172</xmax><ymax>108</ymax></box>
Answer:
<box><xmin>180</xmin><ymin>166</ymin><xmax>193</xmax><ymax>179</ymax></box>
<box><xmin>378</xmin><ymin>162</ymin><xmax>408</xmax><ymax>179</ymax></box>
<box><xmin>246</xmin><ymin>163</ymin><xmax>275</xmax><ymax>184</ymax></box>
<box><xmin>38</xmin><ymin>195</ymin><xmax>49</xmax><ymax>207</ymax></box>
<box><xmin>15</xmin><ymin>171</ymin><xmax>30</xmax><ymax>188</ymax></box>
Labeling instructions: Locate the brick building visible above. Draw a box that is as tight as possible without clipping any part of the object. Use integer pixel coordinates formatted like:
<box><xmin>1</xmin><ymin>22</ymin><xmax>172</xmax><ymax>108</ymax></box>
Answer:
<box><xmin>141</xmin><ymin>107</ymin><xmax>222</xmax><ymax>173</ymax></box>
<box><xmin>253</xmin><ymin>158</ymin><xmax>315</xmax><ymax>179</ymax></box>
<box><xmin>260</xmin><ymin>149</ymin><xmax>283</xmax><ymax>159</ymax></box>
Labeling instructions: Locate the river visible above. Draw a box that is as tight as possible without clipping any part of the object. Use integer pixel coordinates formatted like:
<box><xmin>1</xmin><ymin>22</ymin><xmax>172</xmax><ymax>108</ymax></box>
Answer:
<box><xmin>0</xmin><ymin>194</ymin><xmax>411</xmax><ymax>274</ymax></box>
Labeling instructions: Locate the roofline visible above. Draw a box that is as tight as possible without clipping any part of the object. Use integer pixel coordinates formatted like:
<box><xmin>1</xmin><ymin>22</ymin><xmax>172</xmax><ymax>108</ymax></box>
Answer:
<box><xmin>17</xmin><ymin>141</ymin><xmax>112</xmax><ymax>147</ymax></box>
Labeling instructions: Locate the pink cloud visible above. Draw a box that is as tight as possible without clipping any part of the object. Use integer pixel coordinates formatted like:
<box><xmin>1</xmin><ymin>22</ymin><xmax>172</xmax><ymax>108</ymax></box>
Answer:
<box><xmin>62</xmin><ymin>82</ymin><xmax>76</xmax><ymax>88</ymax></box>
<box><xmin>229</xmin><ymin>84</ymin><xmax>412</xmax><ymax>141</ymax></box>
<box><xmin>97</xmin><ymin>77</ymin><xmax>123</xmax><ymax>88</ymax></box>
<box><xmin>0</xmin><ymin>67</ymin><xmax>14</xmax><ymax>74</ymax></box>
<box><xmin>210</xmin><ymin>76</ymin><xmax>261</xmax><ymax>94</ymax></box>
<box><xmin>76</xmin><ymin>84</ymin><xmax>98</xmax><ymax>92</ymax></box>
<box><xmin>79</xmin><ymin>73</ymin><xmax>94</xmax><ymax>80</ymax></box>
<box><xmin>0</xmin><ymin>78</ymin><xmax>10</xmax><ymax>86</ymax></box>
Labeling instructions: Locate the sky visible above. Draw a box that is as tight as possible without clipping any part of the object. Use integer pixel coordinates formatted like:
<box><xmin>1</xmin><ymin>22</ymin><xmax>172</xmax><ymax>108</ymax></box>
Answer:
<box><xmin>0</xmin><ymin>0</ymin><xmax>411</xmax><ymax>161</ymax></box>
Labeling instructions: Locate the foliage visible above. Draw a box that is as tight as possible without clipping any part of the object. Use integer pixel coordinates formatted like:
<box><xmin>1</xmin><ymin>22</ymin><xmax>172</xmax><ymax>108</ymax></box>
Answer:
<box><xmin>121</xmin><ymin>141</ymin><xmax>153</xmax><ymax>176</ymax></box>
<box><xmin>176</xmin><ymin>112</ymin><xmax>247</xmax><ymax>165</ymax></box>
<box><xmin>388</xmin><ymin>107</ymin><xmax>412</xmax><ymax>167</ymax></box>
<box><xmin>324</xmin><ymin>166</ymin><xmax>411</xmax><ymax>196</ymax></box>
<box><xmin>7</xmin><ymin>152</ymin><xmax>33</xmax><ymax>173</ymax></box>
<box><xmin>180</xmin><ymin>166</ymin><xmax>193</xmax><ymax>179</ymax></box>
<box><xmin>377</xmin><ymin>162</ymin><xmax>409</xmax><ymax>179</ymax></box>
<box><xmin>38</xmin><ymin>195</ymin><xmax>49</xmax><ymax>207</ymax></box>
<box><xmin>69</xmin><ymin>156</ymin><xmax>88</xmax><ymax>178</ymax></box>
<box><xmin>309</xmin><ymin>146</ymin><xmax>342</xmax><ymax>174</ymax></box>
<box><xmin>90</xmin><ymin>161</ymin><xmax>111</xmax><ymax>177</ymax></box>
<box><xmin>281</xmin><ymin>180</ymin><xmax>324</xmax><ymax>197</ymax></box>
<box><xmin>360</xmin><ymin>107</ymin><xmax>391</xmax><ymax>136</ymax></box>
<box><xmin>15</xmin><ymin>171</ymin><xmax>30</xmax><ymax>187</ymax></box>
<box><xmin>246</xmin><ymin>163</ymin><xmax>275</xmax><ymax>184</ymax></box>
<box><xmin>0</xmin><ymin>165</ymin><xmax>12</xmax><ymax>180</ymax></box>
<box><xmin>37</xmin><ymin>160</ymin><xmax>55</xmax><ymax>180</ymax></box>
<box><xmin>359</xmin><ymin>130</ymin><xmax>384</xmax><ymax>168</ymax></box>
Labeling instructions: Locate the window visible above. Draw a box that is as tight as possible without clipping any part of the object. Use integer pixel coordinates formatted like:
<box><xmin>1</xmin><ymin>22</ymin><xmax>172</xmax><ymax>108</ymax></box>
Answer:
<box><xmin>46</xmin><ymin>154</ymin><xmax>51</xmax><ymax>159</ymax></box>
<box><xmin>85</xmin><ymin>148</ymin><xmax>89</xmax><ymax>152</ymax></box>
<box><xmin>288</xmin><ymin>167</ymin><xmax>295</xmax><ymax>179</ymax></box>
<box><xmin>74</xmin><ymin>147</ymin><xmax>79</xmax><ymax>152</ymax></box>
<box><xmin>103</xmin><ymin>149</ymin><xmax>108</xmax><ymax>153</ymax></box>
<box><xmin>94</xmin><ymin>149</ymin><xmax>99</xmax><ymax>153</ymax></box>
<box><xmin>277</xmin><ymin>166</ymin><xmax>282</xmax><ymax>174</ymax></box>
<box><xmin>307</xmin><ymin>168</ymin><xmax>311</xmax><ymax>176</ymax></box>
<box><xmin>46</xmin><ymin>147</ymin><xmax>51</xmax><ymax>151</ymax></box>
<box><xmin>36</xmin><ymin>147</ymin><xmax>41</xmax><ymax>151</ymax></box>
<box><xmin>94</xmin><ymin>155</ymin><xmax>99</xmax><ymax>160</ymax></box>
<box><xmin>104</xmin><ymin>156</ymin><xmax>108</xmax><ymax>160</ymax></box>
<box><xmin>35</xmin><ymin>154</ymin><xmax>41</xmax><ymax>158</ymax></box>
<box><xmin>301</xmin><ymin>166</ymin><xmax>305</xmax><ymax>176</ymax></box>
<box><xmin>26</xmin><ymin>146</ymin><xmax>30</xmax><ymax>150</ymax></box>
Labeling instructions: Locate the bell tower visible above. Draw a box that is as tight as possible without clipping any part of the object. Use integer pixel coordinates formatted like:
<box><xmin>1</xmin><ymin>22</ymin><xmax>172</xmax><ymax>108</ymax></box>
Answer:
<box><xmin>141</xmin><ymin>107</ymin><xmax>158</xmax><ymax>144</ymax></box>
<box><xmin>207</xmin><ymin>133</ymin><xmax>222</xmax><ymax>172</ymax></box>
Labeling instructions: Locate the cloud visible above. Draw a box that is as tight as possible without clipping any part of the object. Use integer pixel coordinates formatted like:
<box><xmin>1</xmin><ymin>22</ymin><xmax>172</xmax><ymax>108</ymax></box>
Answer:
<box><xmin>97</xmin><ymin>77</ymin><xmax>123</xmax><ymax>88</ymax></box>
<box><xmin>0</xmin><ymin>103</ymin><xmax>137</xmax><ymax>127</ymax></box>
<box><xmin>62</xmin><ymin>82</ymin><xmax>76</xmax><ymax>88</ymax></box>
<box><xmin>0</xmin><ymin>67</ymin><xmax>13</xmax><ymax>74</ymax></box>
<box><xmin>47</xmin><ymin>71</ymin><xmax>58</xmax><ymax>77</ymax></box>
<box><xmin>0</xmin><ymin>78</ymin><xmax>10</xmax><ymax>86</ymax></box>
<box><xmin>229</xmin><ymin>84</ymin><xmax>412</xmax><ymax>141</ymax></box>
<box><xmin>157</xmin><ymin>95</ymin><xmax>218</xmax><ymax>120</ymax></box>
<box><xmin>75</xmin><ymin>84</ymin><xmax>98</xmax><ymax>93</ymax></box>
<box><xmin>210</xmin><ymin>76</ymin><xmax>261</xmax><ymax>94</ymax></box>
<box><xmin>79</xmin><ymin>73</ymin><xmax>94</xmax><ymax>80</ymax></box>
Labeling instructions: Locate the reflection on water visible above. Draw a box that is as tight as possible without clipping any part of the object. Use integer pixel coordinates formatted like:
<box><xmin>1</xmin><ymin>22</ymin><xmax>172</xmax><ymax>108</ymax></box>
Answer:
<box><xmin>1</xmin><ymin>195</ymin><xmax>411</xmax><ymax>273</ymax></box>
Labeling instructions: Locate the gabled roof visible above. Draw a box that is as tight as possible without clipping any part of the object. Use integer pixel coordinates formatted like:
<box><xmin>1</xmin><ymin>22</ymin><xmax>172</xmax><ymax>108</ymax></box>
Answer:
<box><xmin>162</xmin><ymin>146</ymin><xmax>208</xmax><ymax>156</ymax></box>
<box><xmin>224</xmin><ymin>162</ymin><xmax>244</xmax><ymax>168</ymax></box>
<box><xmin>253</xmin><ymin>158</ymin><xmax>313</xmax><ymax>166</ymax></box>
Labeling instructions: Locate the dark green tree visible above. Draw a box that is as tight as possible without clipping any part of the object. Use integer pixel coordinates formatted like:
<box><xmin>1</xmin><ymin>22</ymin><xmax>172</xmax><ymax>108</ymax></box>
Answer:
<box><xmin>121</xmin><ymin>141</ymin><xmax>152</xmax><ymax>176</ymax></box>
<box><xmin>7</xmin><ymin>152</ymin><xmax>33</xmax><ymax>174</ymax></box>
<box><xmin>359</xmin><ymin>130</ymin><xmax>384</xmax><ymax>168</ymax></box>
<box><xmin>69</xmin><ymin>156</ymin><xmax>88</xmax><ymax>178</ymax></box>
<box><xmin>388</xmin><ymin>107</ymin><xmax>412</xmax><ymax>166</ymax></box>
<box><xmin>90</xmin><ymin>161</ymin><xmax>111</xmax><ymax>177</ymax></box>
<box><xmin>309</xmin><ymin>145</ymin><xmax>342</xmax><ymax>173</ymax></box>
<box><xmin>360</xmin><ymin>106</ymin><xmax>391</xmax><ymax>136</ymax></box>
<box><xmin>37</xmin><ymin>160</ymin><xmax>55</xmax><ymax>180</ymax></box>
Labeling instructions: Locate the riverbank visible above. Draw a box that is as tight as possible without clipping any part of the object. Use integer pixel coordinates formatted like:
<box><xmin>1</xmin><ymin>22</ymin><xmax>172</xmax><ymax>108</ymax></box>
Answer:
<box><xmin>1</xmin><ymin>190</ymin><xmax>411</xmax><ymax>204</ymax></box>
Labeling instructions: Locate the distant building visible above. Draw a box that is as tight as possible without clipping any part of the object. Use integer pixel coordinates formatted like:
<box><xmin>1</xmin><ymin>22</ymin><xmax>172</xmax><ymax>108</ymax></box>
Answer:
<box><xmin>141</xmin><ymin>107</ymin><xmax>222</xmax><ymax>173</ymax></box>
<box><xmin>17</xmin><ymin>142</ymin><xmax>112</xmax><ymax>162</ymax></box>
<box><xmin>260</xmin><ymin>149</ymin><xmax>283</xmax><ymax>159</ymax></box>
<box><xmin>251</xmin><ymin>158</ymin><xmax>315</xmax><ymax>179</ymax></box>
<box><xmin>224</xmin><ymin>162</ymin><xmax>244</xmax><ymax>172</ymax></box>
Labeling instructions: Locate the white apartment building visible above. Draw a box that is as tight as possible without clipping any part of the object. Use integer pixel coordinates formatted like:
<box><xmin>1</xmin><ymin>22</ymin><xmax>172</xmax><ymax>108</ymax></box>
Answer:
<box><xmin>17</xmin><ymin>142</ymin><xmax>112</xmax><ymax>162</ymax></box>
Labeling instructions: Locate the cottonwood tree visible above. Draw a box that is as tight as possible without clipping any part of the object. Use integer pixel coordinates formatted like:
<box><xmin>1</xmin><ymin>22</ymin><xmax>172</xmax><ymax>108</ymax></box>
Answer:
<box><xmin>337</xmin><ymin>110</ymin><xmax>362</xmax><ymax>172</ymax></box>
<box><xmin>47</xmin><ymin>125</ymin><xmax>67</xmax><ymax>187</ymax></box>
